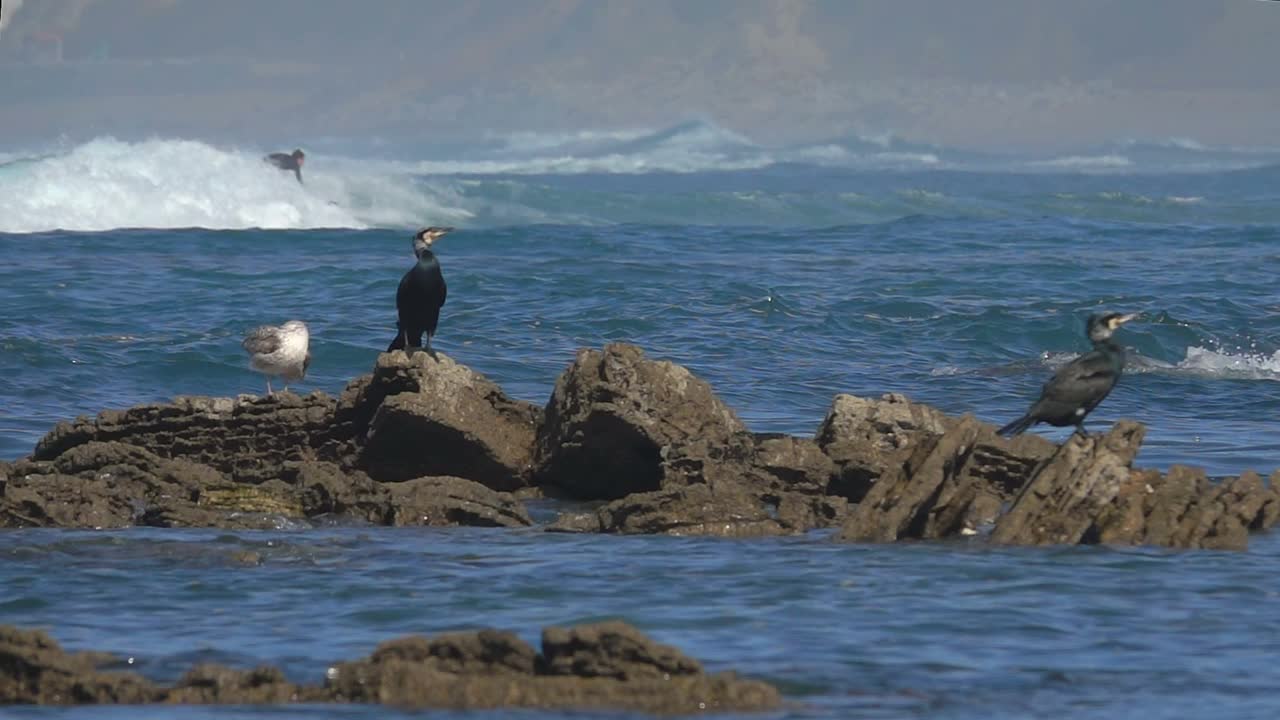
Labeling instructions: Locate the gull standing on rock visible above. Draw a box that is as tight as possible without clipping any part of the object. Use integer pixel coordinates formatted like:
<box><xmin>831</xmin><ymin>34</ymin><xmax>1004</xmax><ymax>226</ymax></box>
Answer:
<box><xmin>388</xmin><ymin>227</ymin><xmax>452</xmax><ymax>356</ymax></box>
<box><xmin>242</xmin><ymin>320</ymin><xmax>311</xmax><ymax>396</ymax></box>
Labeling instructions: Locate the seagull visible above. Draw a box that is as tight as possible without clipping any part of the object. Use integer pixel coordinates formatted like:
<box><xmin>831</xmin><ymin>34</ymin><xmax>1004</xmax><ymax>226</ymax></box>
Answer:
<box><xmin>241</xmin><ymin>320</ymin><xmax>311</xmax><ymax>396</ymax></box>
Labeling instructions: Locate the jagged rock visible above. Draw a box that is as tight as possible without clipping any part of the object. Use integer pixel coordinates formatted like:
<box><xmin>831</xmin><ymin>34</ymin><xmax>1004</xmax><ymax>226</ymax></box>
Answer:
<box><xmin>546</xmin><ymin>483</ymin><xmax>786</xmax><ymax>536</ymax></box>
<box><xmin>838</xmin><ymin>416</ymin><xmax>1054</xmax><ymax>542</ymax></box>
<box><xmin>752</xmin><ymin>434</ymin><xmax>837</xmax><ymax>495</ymax></box>
<box><xmin>289</xmin><ymin>461</ymin><xmax>393</xmax><ymax>524</ymax></box>
<box><xmin>388</xmin><ymin>476</ymin><xmax>533</xmax><ymax>528</ymax></box>
<box><xmin>775</xmin><ymin>492</ymin><xmax>848</xmax><ymax>530</ymax></box>
<box><xmin>0</xmin><ymin>625</ymin><xmax>158</xmax><ymax>704</ymax></box>
<box><xmin>338</xmin><ymin>351</ymin><xmax>541</xmax><ymax>490</ymax></box>
<box><xmin>535</xmin><ymin>343</ymin><xmax>747</xmax><ymax>499</ymax></box>
<box><xmin>991</xmin><ymin>422</ymin><xmax>1145</xmax><ymax>546</ymax></box>
<box><xmin>31</xmin><ymin>393</ymin><xmax>337</xmax><ymax>484</ymax></box>
<box><xmin>659</xmin><ymin>435</ymin><xmax>772</xmax><ymax>490</ymax></box>
<box><xmin>815</xmin><ymin>393</ymin><xmax>955</xmax><ymax>502</ymax></box>
<box><xmin>0</xmin><ymin>442</ymin><xmax>215</xmax><ymax>528</ymax></box>
<box><xmin>1095</xmin><ymin>467</ymin><xmax>1280</xmax><ymax>551</ymax></box>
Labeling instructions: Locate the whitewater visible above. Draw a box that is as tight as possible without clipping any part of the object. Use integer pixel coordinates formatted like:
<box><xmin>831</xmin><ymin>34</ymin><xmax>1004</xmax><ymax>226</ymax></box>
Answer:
<box><xmin>4</xmin><ymin>124</ymin><xmax>1280</xmax><ymax>233</ymax></box>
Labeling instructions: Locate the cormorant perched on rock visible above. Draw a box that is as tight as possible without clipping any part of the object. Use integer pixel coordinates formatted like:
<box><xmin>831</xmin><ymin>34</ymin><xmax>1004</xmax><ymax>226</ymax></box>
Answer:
<box><xmin>388</xmin><ymin>227</ymin><xmax>453</xmax><ymax>355</ymax></box>
<box><xmin>998</xmin><ymin>312</ymin><xmax>1139</xmax><ymax>437</ymax></box>
<box><xmin>242</xmin><ymin>319</ymin><xmax>311</xmax><ymax>396</ymax></box>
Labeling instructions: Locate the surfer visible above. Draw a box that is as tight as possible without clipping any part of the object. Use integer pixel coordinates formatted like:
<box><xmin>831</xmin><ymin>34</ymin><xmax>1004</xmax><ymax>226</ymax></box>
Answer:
<box><xmin>264</xmin><ymin>149</ymin><xmax>305</xmax><ymax>184</ymax></box>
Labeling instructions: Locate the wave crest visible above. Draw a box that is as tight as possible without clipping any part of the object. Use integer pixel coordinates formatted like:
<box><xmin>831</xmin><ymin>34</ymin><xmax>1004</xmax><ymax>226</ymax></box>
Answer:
<box><xmin>0</xmin><ymin>137</ymin><xmax>468</xmax><ymax>233</ymax></box>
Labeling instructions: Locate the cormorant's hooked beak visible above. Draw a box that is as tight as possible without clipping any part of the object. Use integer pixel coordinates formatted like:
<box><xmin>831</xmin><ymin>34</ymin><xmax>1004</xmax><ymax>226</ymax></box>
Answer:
<box><xmin>1110</xmin><ymin>313</ymin><xmax>1140</xmax><ymax>329</ymax></box>
<box><xmin>421</xmin><ymin>227</ymin><xmax>454</xmax><ymax>245</ymax></box>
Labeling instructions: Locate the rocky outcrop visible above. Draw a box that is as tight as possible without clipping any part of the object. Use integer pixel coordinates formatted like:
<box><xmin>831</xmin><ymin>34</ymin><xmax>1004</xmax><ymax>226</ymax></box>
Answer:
<box><xmin>838</xmin><ymin>416</ymin><xmax>1055</xmax><ymax>542</ymax></box>
<box><xmin>991</xmin><ymin>422</ymin><xmax>1146</xmax><ymax>546</ymax></box>
<box><xmin>816</xmin><ymin>393</ymin><xmax>955</xmax><ymax>502</ymax></box>
<box><xmin>32</xmin><ymin>393</ymin><xmax>337</xmax><ymax>485</ymax></box>
<box><xmin>548</xmin><ymin>479</ymin><xmax>846</xmax><ymax>537</ymax></box>
<box><xmin>338</xmin><ymin>351</ymin><xmax>541</xmax><ymax>490</ymax></box>
<box><xmin>0</xmin><ymin>622</ymin><xmax>780</xmax><ymax>713</ymax></box>
<box><xmin>0</xmin><ymin>445</ymin><xmax>530</xmax><ymax>530</ymax></box>
<box><xmin>1084</xmin><ymin>466</ymin><xmax>1280</xmax><ymax>551</ymax></box>
<box><xmin>535</xmin><ymin>344</ymin><xmax>748</xmax><ymax>499</ymax></box>
<box><xmin>7</xmin><ymin>342</ymin><xmax>1280</xmax><ymax>550</ymax></box>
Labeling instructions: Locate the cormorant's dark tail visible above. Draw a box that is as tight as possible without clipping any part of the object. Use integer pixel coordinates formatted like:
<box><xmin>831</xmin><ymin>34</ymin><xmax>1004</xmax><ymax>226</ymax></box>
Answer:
<box><xmin>387</xmin><ymin>332</ymin><xmax>405</xmax><ymax>353</ymax></box>
<box><xmin>998</xmin><ymin>415</ymin><xmax>1034</xmax><ymax>437</ymax></box>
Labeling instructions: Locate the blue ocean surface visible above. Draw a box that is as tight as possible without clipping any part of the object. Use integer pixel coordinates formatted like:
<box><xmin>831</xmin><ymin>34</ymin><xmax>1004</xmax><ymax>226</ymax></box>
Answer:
<box><xmin>3</xmin><ymin>126</ymin><xmax>1280</xmax><ymax>718</ymax></box>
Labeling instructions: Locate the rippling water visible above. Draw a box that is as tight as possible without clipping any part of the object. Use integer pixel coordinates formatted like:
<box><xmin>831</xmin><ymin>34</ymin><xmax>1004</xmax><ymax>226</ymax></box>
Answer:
<box><xmin>4</xmin><ymin>144</ymin><xmax>1280</xmax><ymax>717</ymax></box>
<box><xmin>4</xmin><ymin>528</ymin><xmax>1280</xmax><ymax>719</ymax></box>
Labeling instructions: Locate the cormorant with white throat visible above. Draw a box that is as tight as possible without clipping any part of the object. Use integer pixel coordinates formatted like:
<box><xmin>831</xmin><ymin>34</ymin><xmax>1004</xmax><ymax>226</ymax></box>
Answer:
<box><xmin>388</xmin><ymin>227</ymin><xmax>453</xmax><ymax>355</ymax></box>
<box><xmin>998</xmin><ymin>312</ymin><xmax>1139</xmax><ymax>437</ymax></box>
<box><xmin>242</xmin><ymin>319</ymin><xmax>311</xmax><ymax>395</ymax></box>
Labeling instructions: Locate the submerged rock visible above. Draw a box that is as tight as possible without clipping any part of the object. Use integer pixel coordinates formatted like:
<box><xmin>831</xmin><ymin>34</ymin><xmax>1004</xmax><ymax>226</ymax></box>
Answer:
<box><xmin>0</xmin><ymin>625</ymin><xmax>157</xmax><ymax>705</ymax></box>
<box><xmin>0</xmin><ymin>622</ymin><xmax>780</xmax><ymax>713</ymax></box>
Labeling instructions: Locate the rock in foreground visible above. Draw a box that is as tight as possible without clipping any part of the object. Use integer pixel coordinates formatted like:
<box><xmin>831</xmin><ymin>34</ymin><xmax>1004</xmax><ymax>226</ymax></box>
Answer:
<box><xmin>0</xmin><ymin>621</ymin><xmax>779</xmax><ymax>714</ymax></box>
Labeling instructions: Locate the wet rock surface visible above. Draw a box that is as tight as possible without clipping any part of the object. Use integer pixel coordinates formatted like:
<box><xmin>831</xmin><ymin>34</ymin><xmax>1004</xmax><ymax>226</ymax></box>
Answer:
<box><xmin>0</xmin><ymin>621</ymin><xmax>780</xmax><ymax>713</ymax></box>
<box><xmin>5</xmin><ymin>341</ymin><xmax>1279</xmax><ymax>549</ymax></box>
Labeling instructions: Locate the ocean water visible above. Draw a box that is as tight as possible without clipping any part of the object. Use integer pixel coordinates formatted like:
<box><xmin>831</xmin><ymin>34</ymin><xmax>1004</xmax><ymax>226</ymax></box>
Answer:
<box><xmin>3</xmin><ymin>127</ymin><xmax>1280</xmax><ymax>718</ymax></box>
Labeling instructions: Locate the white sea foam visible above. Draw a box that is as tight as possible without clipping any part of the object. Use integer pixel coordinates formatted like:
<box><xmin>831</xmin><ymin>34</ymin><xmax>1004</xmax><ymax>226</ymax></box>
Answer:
<box><xmin>415</xmin><ymin>121</ymin><xmax>769</xmax><ymax>175</ymax></box>
<box><xmin>0</xmin><ymin>137</ymin><xmax>469</xmax><ymax>233</ymax></box>
<box><xmin>1033</xmin><ymin>154</ymin><xmax>1133</xmax><ymax>169</ymax></box>
<box><xmin>1173</xmin><ymin>346</ymin><xmax>1280</xmax><ymax>380</ymax></box>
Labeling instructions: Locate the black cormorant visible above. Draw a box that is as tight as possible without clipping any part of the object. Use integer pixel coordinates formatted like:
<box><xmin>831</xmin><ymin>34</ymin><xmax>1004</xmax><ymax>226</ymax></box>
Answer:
<box><xmin>242</xmin><ymin>319</ymin><xmax>311</xmax><ymax>395</ymax></box>
<box><xmin>265</xmin><ymin>149</ymin><xmax>305</xmax><ymax>184</ymax></box>
<box><xmin>388</xmin><ymin>227</ymin><xmax>453</xmax><ymax>355</ymax></box>
<box><xmin>998</xmin><ymin>312</ymin><xmax>1138</xmax><ymax>437</ymax></box>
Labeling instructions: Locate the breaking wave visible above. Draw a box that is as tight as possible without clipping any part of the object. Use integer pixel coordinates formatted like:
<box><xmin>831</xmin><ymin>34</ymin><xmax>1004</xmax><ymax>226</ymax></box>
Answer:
<box><xmin>0</xmin><ymin>137</ymin><xmax>470</xmax><ymax>233</ymax></box>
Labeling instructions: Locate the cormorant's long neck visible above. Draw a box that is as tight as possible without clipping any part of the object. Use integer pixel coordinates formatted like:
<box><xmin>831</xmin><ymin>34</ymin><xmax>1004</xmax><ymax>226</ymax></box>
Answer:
<box><xmin>414</xmin><ymin>249</ymin><xmax>438</xmax><ymax>268</ymax></box>
<box><xmin>1092</xmin><ymin>338</ymin><xmax>1126</xmax><ymax>369</ymax></box>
